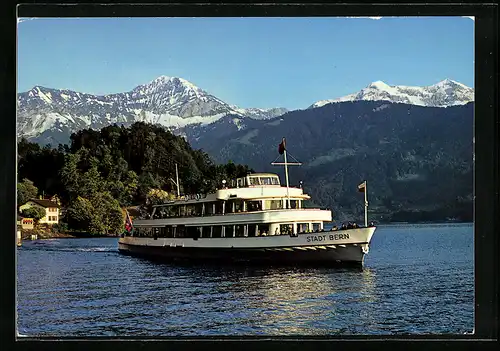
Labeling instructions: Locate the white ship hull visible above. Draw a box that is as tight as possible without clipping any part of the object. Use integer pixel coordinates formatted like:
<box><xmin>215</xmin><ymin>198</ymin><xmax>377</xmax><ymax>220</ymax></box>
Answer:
<box><xmin>118</xmin><ymin>227</ymin><xmax>376</xmax><ymax>266</ymax></box>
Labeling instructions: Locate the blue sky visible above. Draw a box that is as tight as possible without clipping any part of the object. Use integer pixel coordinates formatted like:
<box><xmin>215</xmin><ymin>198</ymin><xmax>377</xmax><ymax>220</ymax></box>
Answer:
<box><xmin>17</xmin><ymin>17</ymin><xmax>474</xmax><ymax>110</ymax></box>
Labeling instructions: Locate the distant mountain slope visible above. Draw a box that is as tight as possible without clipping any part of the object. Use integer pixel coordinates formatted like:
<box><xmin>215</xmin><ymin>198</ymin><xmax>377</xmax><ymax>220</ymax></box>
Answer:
<box><xmin>16</xmin><ymin>76</ymin><xmax>288</xmax><ymax>146</ymax></box>
<box><xmin>185</xmin><ymin>101</ymin><xmax>473</xmax><ymax>222</ymax></box>
<box><xmin>309</xmin><ymin>79</ymin><xmax>474</xmax><ymax>108</ymax></box>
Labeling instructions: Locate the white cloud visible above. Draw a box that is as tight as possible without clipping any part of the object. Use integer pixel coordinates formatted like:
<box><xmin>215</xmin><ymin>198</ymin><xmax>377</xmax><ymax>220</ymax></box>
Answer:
<box><xmin>17</xmin><ymin>18</ymin><xmax>37</xmax><ymax>24</ymax></box>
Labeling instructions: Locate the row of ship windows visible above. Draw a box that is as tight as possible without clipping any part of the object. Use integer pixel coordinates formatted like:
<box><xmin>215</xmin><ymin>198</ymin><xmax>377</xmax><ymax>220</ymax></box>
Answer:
<box><xmin>128</xmin><ymin>223</ymin><xmax>323</xmax><ymax>239</ymax></box>
<box><xmin>151</xmin><ymin>199</ymin><xmax>300</xmax><ymax>219</ymax></box>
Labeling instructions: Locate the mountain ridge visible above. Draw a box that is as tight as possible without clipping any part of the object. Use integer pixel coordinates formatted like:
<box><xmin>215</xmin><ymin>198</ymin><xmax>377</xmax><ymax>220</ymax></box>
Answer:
<box><xmin>17</xmin><ymin>76</ymin><xmax>289</xmax><ymax>145</ymax></box>
<box><xmin>309</xmin><ymin>79</ymin><xmax>474</xmax><ymax>109</ymax></box>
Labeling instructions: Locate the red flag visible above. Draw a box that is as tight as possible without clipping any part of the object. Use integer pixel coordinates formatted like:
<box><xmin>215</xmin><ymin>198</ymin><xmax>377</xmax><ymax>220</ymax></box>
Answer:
<box><xmin>125</xmin><ymin>210</ymin><xmax>133</xmax><ymax>232</ymax></box>
<box><xmin>278</xmin><ymin>137</ymin><xmax>286</xmax><ymax>154</ymax></box>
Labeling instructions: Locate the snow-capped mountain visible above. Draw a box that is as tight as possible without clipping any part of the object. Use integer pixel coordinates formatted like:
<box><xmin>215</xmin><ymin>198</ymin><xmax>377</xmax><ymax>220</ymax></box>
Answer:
<box><xmin>16</xmin><ymin>76</ymin><xmax>288</xmax><ymax>144</ymax></box>
<box><xmin>232</xmin><ymin>107</ymin><xmax>289</xmax><ymax>120</ymax></box>
<box><xmin>309</xmin><ymin>79</ymin><xmax>474</xmax><ymax>109</ymax></box>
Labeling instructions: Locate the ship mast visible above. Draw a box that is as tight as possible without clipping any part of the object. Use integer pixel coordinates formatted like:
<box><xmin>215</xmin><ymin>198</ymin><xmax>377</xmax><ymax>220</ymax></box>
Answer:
<box><xmin>283</xmin><ymin>148</ymin><xmax>291</xmax><ymax>208</ymax></box>
<box><xmin>170</xmin><ymin>163</ymin><xmax>181</xmax><ymax>198</ymax></box>
<box><xmin>271</xmin><ymin>137</ymin><xmax>302</xmax><ymax>209</ymax></box>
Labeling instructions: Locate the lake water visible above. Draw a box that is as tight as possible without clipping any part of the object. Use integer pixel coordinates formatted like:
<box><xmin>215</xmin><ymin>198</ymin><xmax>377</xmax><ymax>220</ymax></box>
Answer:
<box><xmin>16</xmin><ymin>223</ymin><xmax>474</xmax><ymax>337</ymax></box>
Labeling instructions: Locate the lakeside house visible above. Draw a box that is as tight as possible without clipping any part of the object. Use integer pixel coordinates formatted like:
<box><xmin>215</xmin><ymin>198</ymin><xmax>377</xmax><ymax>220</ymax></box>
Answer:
<box><xmin>19</xmin><ymin>198</ymin><xmax>61</xmax><ymax>225</ymax></box>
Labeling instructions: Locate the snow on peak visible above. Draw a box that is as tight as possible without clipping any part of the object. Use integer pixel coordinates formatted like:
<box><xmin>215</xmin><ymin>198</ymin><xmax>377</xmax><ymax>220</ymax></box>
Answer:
<box><xmin>309</xmin><ymin>79</ymin><xmax>474</xmax><ymax>109</ymax></box>
<box><xmin>369</xmin><ymin>80</ymin><xmax>391</xmax><ymax>89</ymax></box>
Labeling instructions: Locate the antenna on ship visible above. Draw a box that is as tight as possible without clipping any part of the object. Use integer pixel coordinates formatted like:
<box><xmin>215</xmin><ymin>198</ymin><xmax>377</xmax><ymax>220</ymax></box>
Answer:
<box><xmin>271</xmin><ymin>137</ymin><xmax>302</xmax><ymax>209</ymax></box>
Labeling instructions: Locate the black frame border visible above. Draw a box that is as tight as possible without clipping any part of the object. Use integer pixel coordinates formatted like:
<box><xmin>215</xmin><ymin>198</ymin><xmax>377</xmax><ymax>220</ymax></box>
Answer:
<box><xmin>2</xmin><ymin>1</ymin><xmax>498</xmax><ymax>350</ymax></box>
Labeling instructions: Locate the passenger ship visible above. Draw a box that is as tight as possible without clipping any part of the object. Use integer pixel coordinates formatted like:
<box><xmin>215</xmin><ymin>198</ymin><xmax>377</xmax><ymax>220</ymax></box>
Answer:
<box><xmin>118</xmin><ymin>174</ymin><xmax>376</xmax><ymax>266</ymax></box>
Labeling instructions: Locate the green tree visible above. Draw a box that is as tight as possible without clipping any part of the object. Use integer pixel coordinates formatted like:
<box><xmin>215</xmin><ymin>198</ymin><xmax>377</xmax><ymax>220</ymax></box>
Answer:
<box><xmin>60</xmin><ymin>152</ymin><xmax>81</xmax><ymax>201</ymax></box>
<box><xmin>89</xmin><ymin>192</ymin><xmax>124</xmax><ymax>235</ymax></box>
<box><xmin>17</xmin><ymin>178</ymin><xmax>38</xmax><ymax>206</ymax></box>
<box><xmin>21</xmin><ymin>207</ymin><xmax>45</xmax><ymax>223</ymax></box>
<box><xmin>66</xmin><ymin>196</ymin><xmax>94</xmax><ymax>231</ymax></box>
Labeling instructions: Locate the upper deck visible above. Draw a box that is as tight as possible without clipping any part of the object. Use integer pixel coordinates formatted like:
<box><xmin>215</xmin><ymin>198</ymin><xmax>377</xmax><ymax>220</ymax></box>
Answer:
<box><xmin>160</xmin><ymin>173</ymin><xmax>309</xmax><ymax>206</ymax></box>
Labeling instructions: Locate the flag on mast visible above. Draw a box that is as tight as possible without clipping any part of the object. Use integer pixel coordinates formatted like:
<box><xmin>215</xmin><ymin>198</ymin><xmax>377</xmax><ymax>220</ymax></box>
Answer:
<box><xmin>278</xmin><ymin>137</ymin><xmax>286</xmax><ymax>155</ymax></box>
<box><xmin>125</xmin><ymin>209</ymin><xmax>134</xmax><ymax>232</ymax></box>
<box><xmin>358</xmin><ymin>181</ymin><xmax>366</xmax><ymax>192</ymax></box>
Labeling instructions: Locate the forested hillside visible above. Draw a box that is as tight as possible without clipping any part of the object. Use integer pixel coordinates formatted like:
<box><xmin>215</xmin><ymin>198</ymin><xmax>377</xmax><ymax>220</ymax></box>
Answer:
<box><xmin>17</xmin><ymin>122</ymin><xmax>252</xmax><ymax>235</ymax></box>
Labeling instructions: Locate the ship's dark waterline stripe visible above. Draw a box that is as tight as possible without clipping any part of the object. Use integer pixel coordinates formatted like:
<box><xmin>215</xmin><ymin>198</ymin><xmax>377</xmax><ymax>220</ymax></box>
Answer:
<box><xmin>118</xmin><ymin>242</ymin><xmax>367</xmax><ymax>266</ymax></box>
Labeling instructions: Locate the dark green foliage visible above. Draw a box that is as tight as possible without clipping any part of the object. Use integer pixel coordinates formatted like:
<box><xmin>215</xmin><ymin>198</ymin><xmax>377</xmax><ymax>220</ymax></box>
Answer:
<box><xmin>17</xmin><ymin>178</ymin><xmax>38</xmax><ymax>206</ymax></box>
<box><xmin>18</xmin><ymin>122</ymin><xmax>251</xmax><ymax>234</ymax></box>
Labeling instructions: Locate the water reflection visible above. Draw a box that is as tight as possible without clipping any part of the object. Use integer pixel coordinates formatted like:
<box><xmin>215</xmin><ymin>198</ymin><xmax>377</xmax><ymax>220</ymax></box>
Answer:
<box><xmin>149</xmin><ymin>262</ymin><xmax>379</xmax><ymax>335</ymax></box>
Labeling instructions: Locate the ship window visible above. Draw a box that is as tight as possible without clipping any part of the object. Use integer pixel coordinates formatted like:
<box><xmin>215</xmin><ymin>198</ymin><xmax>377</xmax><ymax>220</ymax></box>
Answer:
<box><xmin>297</xmin><ymin>223</ymin><xmax>310</xmax><ymax>233</ymax></box>
<box><xmin>226</xmin><ymin>200</ymin><xmax>234</xmax><ymax>214</ymax></box>
<box><xmin>246</xmin><ymin>201</ymin><xmax>262</xmax><ymax>212</ymax></box>
<box><xmin>194</xmin><ymin>204</ymin><xmax>203</xmax><ymax>216</ymax></box>
<box><xmin>279</xmin><ymin>224</ymin><xmax>293</xmax><ymax>235</ymax></box>
<box><xmin>237</xmin><ymin>178</ymin><xmax>243</xmax><ymax>188</ymax></box>
<box><xmin>201</xmin><ymin>226</ymin><xmax>211</xmax><ymax>238</ymax></box>
<box><xmin>215</xmin><ymin>201</ymin><xmax>224</xmax><ymax>215</ymax></box>
<box><xmin>161</xmin><ymin>226</ymin><xmax>174</xmax><ymax>238</ymax></box>
<box><xmin>224</xmin><ymin>225</ymin><xmax>234</xmax><ymax>238</ymax></box>
<box><xmin>179</xmin><ymin>205</ymin><xmax>186</xmax><ymax>217</ymax></box>
<box><xmin>176</xmin><ymin>225</ymin><xmax>186</xmax><ymax>238</ymax></box>
<box><xmin>235</xmin><ymin>224</ymin><xmax>245</xmax><ymax>237</ymax></box>
<box><xmin>167</xmin><ymin>206</ymin><xmax>177</xmax><ymax>217</ymax></box>
<box><xmin>257</xmin><ymin>224</ymin><xmax>269</xmax><ymax>236</ymax></box>
<box><xmin>289</xmin><ymin>200</ymin><xmax>298</xmax><ymax>209</ymax></box>
<box><xmin>205</xmin><ymin>202</ymin><xmax>215</xmax><ymax>215</ymax></box>
<box><xmin>186</xmin><ymin>205</ymin><xmax>197</xmax><ymax>217</ymax></box>
<box><xmin>186</xmin><ymin>226</ymin><xmax>198</xmax><ymax>238</ymax></box>
<box><xmin>250</xmin><ymin>177</ymin><xmax>260</xmax><ymax>186</ymax></box>
<box><xmin>247</xmin><ymin>224</ymin><xmax>257</xmax><ymax>237</ymax></box>
<box><xmin>271</xmin><ymin>177</ymin><xmax>280</xmax><ymax>185</ymax></box>
<box><xmin>265</xmin><ymin>200</ymin><xmax>283</xmax><ymax>210</ymax></box>
<box><xmin>312</xmin><ymin>223</ymin><xmax>321</xmax><ymax>232</ymax></box>
<box><xmin>212</xmin><ymin>226</ymin><xmax>222</xmax><ymax>238</ymax></box>
<box><xmin>234</xmin><ymin>199</ymin><xmax>244</xmax><ymax>213</ymax></box>
<box><xmin>260</xmin><ymin>177</ymin><xmax>272</xmax><ymax>185</ymax></box>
